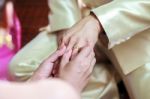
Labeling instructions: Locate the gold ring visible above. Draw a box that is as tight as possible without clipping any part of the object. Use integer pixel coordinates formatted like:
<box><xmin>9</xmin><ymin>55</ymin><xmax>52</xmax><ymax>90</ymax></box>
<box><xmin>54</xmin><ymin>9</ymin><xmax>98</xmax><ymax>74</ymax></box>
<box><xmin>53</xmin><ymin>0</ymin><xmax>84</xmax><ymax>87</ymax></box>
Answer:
<box><xmin>73</xmin><ymin>45</ymin><xmax>79</xmax><ymax>50</ymax></box>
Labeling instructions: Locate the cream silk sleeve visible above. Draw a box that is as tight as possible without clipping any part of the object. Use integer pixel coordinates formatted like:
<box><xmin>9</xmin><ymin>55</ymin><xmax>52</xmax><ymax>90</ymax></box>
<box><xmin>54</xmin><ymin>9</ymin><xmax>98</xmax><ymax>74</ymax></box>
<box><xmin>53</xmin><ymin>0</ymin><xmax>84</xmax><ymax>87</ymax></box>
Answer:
<box><xmin>92</xmin><ymin>0</ymin><xmax>150</xmax><ymax>49</ymax></box>
<box><xmin>49</xmin><ymin>0</ymin><xmax>82</xmax><ymax>32</ymax></box>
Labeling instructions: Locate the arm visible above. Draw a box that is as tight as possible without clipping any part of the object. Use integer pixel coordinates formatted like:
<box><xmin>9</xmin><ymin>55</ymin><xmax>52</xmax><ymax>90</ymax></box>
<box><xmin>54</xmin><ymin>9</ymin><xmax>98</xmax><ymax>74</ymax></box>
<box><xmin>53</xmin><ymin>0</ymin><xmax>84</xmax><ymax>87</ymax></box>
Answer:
<box><xmin>92</xmin><ymin>0</ymin><xmax>150</xmax><ymax>48</ymax></box>
<box><xmin>0</xmin><ymin>79</ymin><xmax>79</xmax><ymax>99</ymax></box>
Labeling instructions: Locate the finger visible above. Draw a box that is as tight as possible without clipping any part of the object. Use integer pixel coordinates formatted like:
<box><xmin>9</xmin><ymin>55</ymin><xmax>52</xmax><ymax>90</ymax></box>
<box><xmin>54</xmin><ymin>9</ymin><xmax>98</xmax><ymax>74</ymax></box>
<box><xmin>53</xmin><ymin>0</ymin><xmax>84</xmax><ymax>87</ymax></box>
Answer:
<box><xmin>75</xmin><ymin>46</ymin><xmax>92</xmax><ymax>60</ymax></box>
<box><xmin>52</xmin><ymin>60</ymin><xmax>60</xmax><ymax>76</ymax></box>
<box><xmin>31</xmin><ymin>48</ymin><xmax>66</xmax><ymax>80</ymax></box>
<box><xmin>58</xmin><ymin>33</ymin><xmax>66</xmax><ymax>49</ymax></box>
<box><xmin>31</xmin><ymin>46</ymin><xmax>66</xmax><ymax>80</ymax></box>
<box><xmin>30</xmin><ymin>62</ymin><xmax>54</xmax><ymax>80</ymax></box>
<box><xmin>77</xmin><ymin>50</ymin><xmax>94</xmax><ymax>76</ymax></box>
<box><xmin>62</xmin><ymin>36</ymin><xmax>70</xmax><ymax>46</ymax></box>
<box><xmin>84</xmin><ymin>58</ymin><xmax>96</xmax><ymax>79</ymax></box>
<box><xmin>89</xmin><ymin>58</ymin><xmax>96</xmax><ymax>73</ymax></box>
<box><xmin>46</xmin><ymin>46</ymin><xmax>66</xmax><ymax>63</ymax></box>
<box><xmin>87</xmin><ymin>50</ymin><xmax>95</xmax><ymax>63</ymax></box>
<box><xmin>58</xmin><ymin>42</ymin><xmax>65</xmax><ymax>50</ymax></box>
<box><xmin>57</xmin><ymin>34</ymin><xmax>61</xmax><ymax>47</ymax></box>
<box><xmin>82</xmin><ymin>51</ymin><xmax>94</xmax><ymax>71</ymax></box>
<box><xmin>71</xmin><ymin>48</ymin><xmax>79</xmax><ymax>60</ymax></box>
<box><xmin>91</xmin><ymin>58</ymin><xmax>96</xmax><ymax>69</ymax></box>
<box><xmin>71</xmin><ymin>40</ymin><xmax>86</xmax><ymax>60</ymax></box>
<box><xmin>57</xmin><ymin>37</ymin><xmax>62</xmax><ymax>48</ymax></box>
<box><xmin>60</xmin><ymin>49</ymin><xmax>72</xmax><ymax>68</ymax></box>
<box><xmin>71</xmin><ymin>43</ymin><xmax>79</xmax><ymax>60</ymax></box>
<box><xmin>66</xmin><ymin>37</ymin><xmax>76</xmax><ymax>51</ymax></box>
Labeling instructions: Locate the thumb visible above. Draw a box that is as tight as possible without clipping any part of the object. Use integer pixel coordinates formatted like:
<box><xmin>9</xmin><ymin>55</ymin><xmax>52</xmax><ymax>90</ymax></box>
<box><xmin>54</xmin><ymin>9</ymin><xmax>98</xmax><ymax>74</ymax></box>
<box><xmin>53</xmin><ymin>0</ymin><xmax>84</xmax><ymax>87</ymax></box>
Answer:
<box><xmin>47</xmin><ymin>46</ymin><xmax>66</xmax><ymax>62</ymax></box>
<box><xmin>29</xmin><ymin>62</ymin><xmax>54</xmax><ymax>81</ymax></box>
<box><xmin>30</xmin><ymin>46</ymin><xmax>66</xmax><ymax>81</ymax></box>
<box><xmin>60</xmin><ymin>49</ymin><xmax>72</xmax><ymax>68</ymax></box>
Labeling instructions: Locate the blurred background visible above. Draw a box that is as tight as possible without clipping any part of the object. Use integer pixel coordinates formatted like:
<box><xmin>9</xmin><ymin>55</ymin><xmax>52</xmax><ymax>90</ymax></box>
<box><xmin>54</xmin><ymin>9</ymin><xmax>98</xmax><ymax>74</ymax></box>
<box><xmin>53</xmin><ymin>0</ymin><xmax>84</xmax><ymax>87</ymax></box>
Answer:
<box><xmin>14</xmin><ymin>0</ymin><xmax>49</xmax><ymax>46</ymax></box>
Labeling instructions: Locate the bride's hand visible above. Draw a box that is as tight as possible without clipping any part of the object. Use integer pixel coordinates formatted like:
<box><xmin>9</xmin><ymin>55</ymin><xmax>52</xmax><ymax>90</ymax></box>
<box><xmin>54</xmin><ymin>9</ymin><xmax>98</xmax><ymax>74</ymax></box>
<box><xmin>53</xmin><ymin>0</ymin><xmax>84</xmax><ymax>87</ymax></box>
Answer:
<box><xmin>59</xmin><ymin>46</ymin><xmax>96</xmax><ymax>92</ymax></box>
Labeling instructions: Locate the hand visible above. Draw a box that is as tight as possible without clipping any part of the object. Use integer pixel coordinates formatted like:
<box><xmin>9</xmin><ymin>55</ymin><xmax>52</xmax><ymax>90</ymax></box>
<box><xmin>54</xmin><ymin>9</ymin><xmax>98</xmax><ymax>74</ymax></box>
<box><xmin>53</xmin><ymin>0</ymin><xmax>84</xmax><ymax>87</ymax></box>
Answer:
<box><xmin>29</xmin><ymin>46</ymin><xmax>66</xmax><ymax>81</ymax></box>
<box><xmin>58</xmin><ymin>46</ymin><xmax>96</xmax><ymax>92</ymax></box>
<box><xmin>57</xmin><ymin>29</ymin><xmax>68</xmax><ymax>47</ymax></box>
<box><xmin>60</xmin><ymin>15</ymin><xmax>102</xmax><ymax>59</ymax></box>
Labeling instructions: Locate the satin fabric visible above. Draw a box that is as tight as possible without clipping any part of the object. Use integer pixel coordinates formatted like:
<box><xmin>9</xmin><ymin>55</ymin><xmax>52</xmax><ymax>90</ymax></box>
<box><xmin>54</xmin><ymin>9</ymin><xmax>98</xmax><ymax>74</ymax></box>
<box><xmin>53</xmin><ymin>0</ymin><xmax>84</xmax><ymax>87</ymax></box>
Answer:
<box><xmin>9</xmin><ymin>0</ymin><xmax>150</xmax><ymax>98</ymax></box>
<box><xmin>9</xmin><ymin>31</ymin><xmax>119</xmax><ymax>99</ymax></box>
<box><xmin>96</xmin><ymin>36</ymin><xmax>150</xmax><ymax>99</ymax></box>
<box><xmin>49</xmin><ymin>0</ymin><xmax>150</xmax><ymax>75</ymax></box>
<box><xmin>125</xmin><ymin>63</ymin><xmax>150</xmax><ymax>99</ymax></box>
<box><xmin>48</xmin><ymin>0</ymin><xmax>150</xmax><ymax>98</ymax></box>
<box><xmin>92</xmin><ymin>0</ymin><xmax>150</xmax><ymax>75</ymax></box>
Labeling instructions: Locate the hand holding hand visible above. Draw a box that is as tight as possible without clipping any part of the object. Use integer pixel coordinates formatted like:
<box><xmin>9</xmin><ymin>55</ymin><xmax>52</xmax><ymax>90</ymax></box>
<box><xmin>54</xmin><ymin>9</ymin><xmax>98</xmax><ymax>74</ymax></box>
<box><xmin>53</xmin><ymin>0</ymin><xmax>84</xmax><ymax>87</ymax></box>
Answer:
<box><xmin>58</xmin><ymin>46</ymin><xmax>96</xmax><ymax>92</ymax></box>
<box><xmin>59</xmin><ymin>15</ymin><xmax>102</xmax><ymax>59</ymax></box>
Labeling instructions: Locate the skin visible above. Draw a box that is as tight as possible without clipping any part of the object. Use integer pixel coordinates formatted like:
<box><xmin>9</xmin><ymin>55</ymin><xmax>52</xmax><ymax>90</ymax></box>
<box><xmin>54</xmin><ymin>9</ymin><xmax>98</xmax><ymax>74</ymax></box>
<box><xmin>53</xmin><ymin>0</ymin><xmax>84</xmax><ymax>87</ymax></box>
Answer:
<box><xmin>30</xmin><ymin>45</ymin><xmax>96</xmax><ymax>92</ymax></box>
<box><xmin>0</xmin><ymin>79</ymin><xmax>80</xmax><ymax>99</ymax></box>
<box><xmin>59</xmin><ymin>46</ymin><xmax>96</xmax><ymax>92</ymax></box>
<box><xmin>58</xmin><ymin>14</ymin><xmax>103</xmax><ymax>59</ymax></box>
<box><xmin>0</xmin><ymin>46</ymin><xmax>95</xmax><ymax>99</ymax></box>
<box><xmin>0</xmin><ymin>1</ymin><xmax>96</xmax><ymax>98</ymax></box>
<box><xmin>0</xmin><ymin>1</ymin><xmax>97</xmax><ymax>98</ymax></box>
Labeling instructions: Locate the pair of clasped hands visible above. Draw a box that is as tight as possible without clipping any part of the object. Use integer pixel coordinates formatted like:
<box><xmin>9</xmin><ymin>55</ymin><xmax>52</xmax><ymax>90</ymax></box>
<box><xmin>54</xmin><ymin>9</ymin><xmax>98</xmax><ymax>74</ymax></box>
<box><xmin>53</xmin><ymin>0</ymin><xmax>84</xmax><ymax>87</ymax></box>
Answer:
<box><xmin>30</xmin><ymin>15</ymin><xmax>102</xmax><ymax>92</ymax></box>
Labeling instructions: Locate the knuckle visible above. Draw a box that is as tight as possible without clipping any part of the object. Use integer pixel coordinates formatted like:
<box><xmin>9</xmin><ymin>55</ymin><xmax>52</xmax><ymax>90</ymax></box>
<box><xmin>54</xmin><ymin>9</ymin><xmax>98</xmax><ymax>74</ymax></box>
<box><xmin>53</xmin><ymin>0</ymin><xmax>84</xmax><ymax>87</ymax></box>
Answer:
<box><xmin>78</xmin><ymin>41</ymin><xmax>85</xmax><ymax>47</ymax></box>
<box><xmin>71</xmin><ymin>36</ymin><xmax>77</xmax><ymax>42</ymax></box>
<box><xmin>62</xmin><ymin>37</ymin><xmax>67</xmax><ymax>42</ymax></box>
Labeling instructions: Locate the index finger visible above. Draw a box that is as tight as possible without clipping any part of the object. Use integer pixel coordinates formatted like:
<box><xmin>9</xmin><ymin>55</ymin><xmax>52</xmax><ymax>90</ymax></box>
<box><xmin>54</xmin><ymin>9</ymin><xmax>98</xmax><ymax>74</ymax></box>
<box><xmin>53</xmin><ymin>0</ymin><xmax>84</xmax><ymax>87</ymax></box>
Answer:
<box><xmin>46</xmin><ymin>46</ymin><xmax>66</xmax><ymax>63</ymax></box>
<box><xmin>75</xmin><ymin>46</ymin><xmax>92</xmax><ymax>60</ymax></box>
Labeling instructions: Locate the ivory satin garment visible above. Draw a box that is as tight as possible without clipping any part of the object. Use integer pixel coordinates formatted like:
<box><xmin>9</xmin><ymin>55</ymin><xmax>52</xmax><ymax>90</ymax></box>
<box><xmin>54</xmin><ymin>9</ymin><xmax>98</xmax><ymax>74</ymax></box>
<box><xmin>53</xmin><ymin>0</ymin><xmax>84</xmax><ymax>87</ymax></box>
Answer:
<box><xmin>49</xmin><ymin>0</ymin><xmax>150</xmax><ymax>75</ymax></box>
<box><xmin>9</xmin><ymin>0</ymin><xmax>150</xmax><ymax>99</ymax></box>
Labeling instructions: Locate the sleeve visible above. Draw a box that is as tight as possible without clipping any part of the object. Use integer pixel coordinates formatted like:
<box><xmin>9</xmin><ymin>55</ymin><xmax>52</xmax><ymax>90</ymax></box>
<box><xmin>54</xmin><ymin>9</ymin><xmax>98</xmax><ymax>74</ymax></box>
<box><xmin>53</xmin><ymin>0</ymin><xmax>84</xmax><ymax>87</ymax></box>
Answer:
<box><xmin>91</xmin><ymin>0</ymin><xmax>150</xmax><ymax>49</ymax></box>
<box><xmin>49</xmin><ymin>0</ymin><xmax>82</xmax><ymax>32</ymax></box>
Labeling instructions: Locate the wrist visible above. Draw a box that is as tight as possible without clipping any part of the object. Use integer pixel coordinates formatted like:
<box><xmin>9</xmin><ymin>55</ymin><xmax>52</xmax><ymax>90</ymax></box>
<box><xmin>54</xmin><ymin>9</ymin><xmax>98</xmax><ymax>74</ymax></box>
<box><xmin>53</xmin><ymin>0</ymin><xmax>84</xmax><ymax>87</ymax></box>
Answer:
<box><xmin>88</xmin><ymin>14</ymin><xmax>103</xmax><ymax>34</ymax></box>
